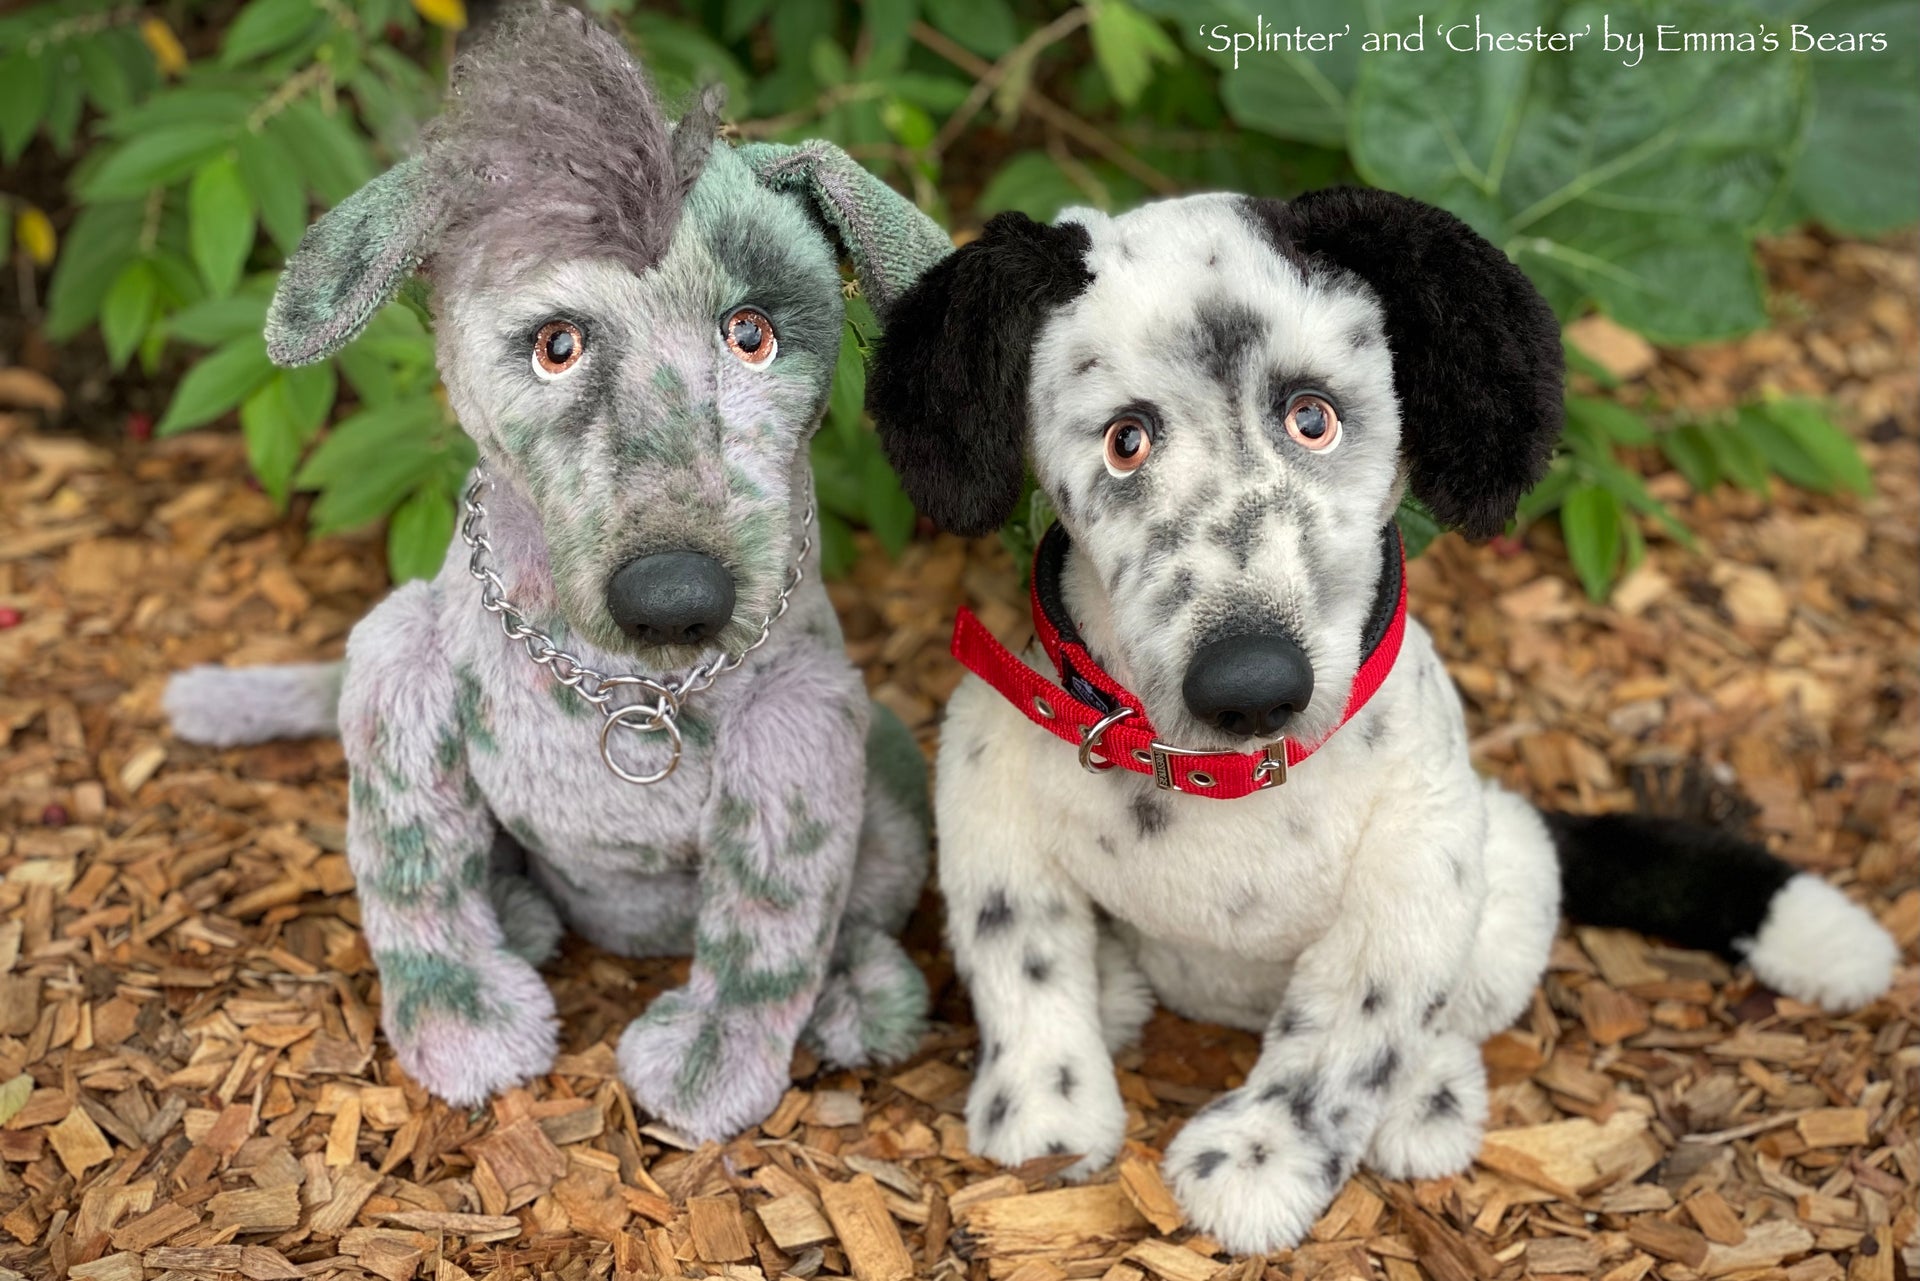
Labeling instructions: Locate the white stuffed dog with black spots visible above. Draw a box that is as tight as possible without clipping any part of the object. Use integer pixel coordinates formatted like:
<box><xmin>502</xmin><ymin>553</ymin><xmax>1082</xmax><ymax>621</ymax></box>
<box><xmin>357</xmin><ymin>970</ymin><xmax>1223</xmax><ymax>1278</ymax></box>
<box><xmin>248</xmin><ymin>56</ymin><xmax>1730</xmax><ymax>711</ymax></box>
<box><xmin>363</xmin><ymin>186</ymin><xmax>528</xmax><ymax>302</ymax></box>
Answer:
<box><xmin>865</xmin><ymin>189</ymin><xmax>1898</xmax><ymax>1253</ymax></box>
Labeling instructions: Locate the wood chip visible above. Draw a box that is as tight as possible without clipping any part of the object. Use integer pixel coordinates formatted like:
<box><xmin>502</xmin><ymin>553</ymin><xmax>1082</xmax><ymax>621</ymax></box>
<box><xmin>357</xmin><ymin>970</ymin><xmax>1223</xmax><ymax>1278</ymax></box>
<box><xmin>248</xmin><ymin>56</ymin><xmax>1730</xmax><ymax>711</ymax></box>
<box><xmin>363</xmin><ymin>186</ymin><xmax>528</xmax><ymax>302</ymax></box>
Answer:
<box><xmin>954</xmin><ymin>1184</ymin><xmax>1147</xmax><ymax>1262</ymax></box>
<box><xmin>1123</xmin><ymin>1239</ymin><xmax>1220</xmax><ymax>1281</ymax></box>
<box><xmin>1116</xmin><ymin>1153</ymin><xmax>1183</xmax><ymax>1234</ymax></box>
<box><xmin>1626</xmin><ymin>1216</ymin><xmax>1711</xmax><ymax>1267</ymax></box>
<box><xmin>688</xmin><ymin>1193</ymin><xmax>755</xmax><ymax>1263</ymax></box>
<box><xmin>757</xmin><ymin>1193</ymin><xmax>835</xmax><ymax>1252</ymax></box>
<box><xmin>1796</xmin><ymin>1108</ymin><xmax>1870</xmax><ymax>1148</ymax></box>
<box><xmin>819</xmin><ymin>1174</ymin><xmax>915</xmax><ymax>1281</ymax></box>
<box><xmin>47</xmin><ymin>1102</ymin><xmax>114</xmax><ymax>1177</ymax></box>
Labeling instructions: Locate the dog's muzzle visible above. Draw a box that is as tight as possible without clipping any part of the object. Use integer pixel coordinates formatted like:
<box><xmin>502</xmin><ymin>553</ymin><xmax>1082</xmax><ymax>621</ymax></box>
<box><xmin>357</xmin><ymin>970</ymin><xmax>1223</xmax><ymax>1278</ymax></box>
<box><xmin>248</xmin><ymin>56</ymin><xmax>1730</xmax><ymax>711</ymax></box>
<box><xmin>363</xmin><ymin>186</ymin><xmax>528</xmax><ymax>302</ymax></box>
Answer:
<box><xmin>607</xmin><ymin>551</ymin><xmax>737</xmax><ymax>646</ymax></box>
<box><xmin>1182</xmin><ymin>632</ymin><xmax>1315</xmax><ymax>738</ymax></box>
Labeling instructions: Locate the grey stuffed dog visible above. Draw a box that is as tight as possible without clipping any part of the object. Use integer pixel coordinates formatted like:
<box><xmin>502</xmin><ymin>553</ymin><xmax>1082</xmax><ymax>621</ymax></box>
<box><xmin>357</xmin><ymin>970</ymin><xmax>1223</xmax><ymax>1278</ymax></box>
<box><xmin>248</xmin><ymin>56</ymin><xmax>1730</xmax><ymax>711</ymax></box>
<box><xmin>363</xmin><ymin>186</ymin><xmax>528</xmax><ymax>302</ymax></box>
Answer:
<box><xmin>165</xmin><ymin>2</ymin><xmax>949</xmax><ymax>1141</ymax></box>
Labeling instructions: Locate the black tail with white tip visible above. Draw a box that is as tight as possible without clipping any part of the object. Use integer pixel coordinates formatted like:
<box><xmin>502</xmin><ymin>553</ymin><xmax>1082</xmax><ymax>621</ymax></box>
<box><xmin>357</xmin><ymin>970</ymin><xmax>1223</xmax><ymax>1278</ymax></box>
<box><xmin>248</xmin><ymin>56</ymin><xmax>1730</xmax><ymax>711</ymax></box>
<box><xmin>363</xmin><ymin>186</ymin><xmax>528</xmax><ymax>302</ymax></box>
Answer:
<box><xmin>1546</xmin><ymin>808</ymin><xmax>1898</xmax><ymax>1013</ymax></box>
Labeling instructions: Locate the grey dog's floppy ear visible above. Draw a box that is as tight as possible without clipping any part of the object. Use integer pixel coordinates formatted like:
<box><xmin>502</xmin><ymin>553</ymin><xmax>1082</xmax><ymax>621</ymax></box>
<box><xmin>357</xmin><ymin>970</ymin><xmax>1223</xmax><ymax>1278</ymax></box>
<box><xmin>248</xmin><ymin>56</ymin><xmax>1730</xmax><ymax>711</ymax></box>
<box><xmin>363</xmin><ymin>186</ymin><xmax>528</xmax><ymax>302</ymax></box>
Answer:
<box><xmin>865</xmin><ymin>212</ymin><xmax>1094</xmax><ymax>536</ymax></box>
<box><xmin>1245</xmin><ymin>188</ymin><xmax>1564</xmax><ymax>541</ymax></box>
<box><xmin>739</xmin><ymin>140</ymin><xmax>951</xmax><ymax>323</ymax></box>
<box><xmin>265</xmin><ymin>156</ymin><xmax>461</xmax><ymax>367</ymax></box>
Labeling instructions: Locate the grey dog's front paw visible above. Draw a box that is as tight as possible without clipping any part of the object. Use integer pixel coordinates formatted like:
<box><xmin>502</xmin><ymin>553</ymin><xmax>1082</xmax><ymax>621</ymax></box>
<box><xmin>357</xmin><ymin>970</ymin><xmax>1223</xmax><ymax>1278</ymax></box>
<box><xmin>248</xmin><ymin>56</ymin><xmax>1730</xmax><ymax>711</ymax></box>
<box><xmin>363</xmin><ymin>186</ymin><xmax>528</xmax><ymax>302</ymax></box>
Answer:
<box><xmin>384</xmin><ymin>949</ymin><xmax>559</xmax><ymax>1107</ymax></box>
<box><xmin>618</xmin><ymin>992</ymin><xmax>789</xmax><ymax>1142</ymax></box>
<box><xmin>966</xmin><ymin>1048</ymin><xmax>1125</xmax><ymax>1178</ymax></box>
<box><xmin>1163</xmin><ymin>1087</ymin><xmax>1357</xmax><ymax>1256</ymax></box>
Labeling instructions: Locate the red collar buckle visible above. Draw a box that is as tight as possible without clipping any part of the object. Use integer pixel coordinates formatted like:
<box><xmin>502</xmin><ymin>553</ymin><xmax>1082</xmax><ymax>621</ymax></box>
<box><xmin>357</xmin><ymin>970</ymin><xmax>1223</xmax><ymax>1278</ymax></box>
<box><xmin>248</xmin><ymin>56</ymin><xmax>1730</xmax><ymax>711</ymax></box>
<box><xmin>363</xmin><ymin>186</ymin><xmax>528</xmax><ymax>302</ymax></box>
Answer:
<box><xmin>949</xmin><ymin>524</ymin><xmax>1406</xmax><ymax>800</ymax></box>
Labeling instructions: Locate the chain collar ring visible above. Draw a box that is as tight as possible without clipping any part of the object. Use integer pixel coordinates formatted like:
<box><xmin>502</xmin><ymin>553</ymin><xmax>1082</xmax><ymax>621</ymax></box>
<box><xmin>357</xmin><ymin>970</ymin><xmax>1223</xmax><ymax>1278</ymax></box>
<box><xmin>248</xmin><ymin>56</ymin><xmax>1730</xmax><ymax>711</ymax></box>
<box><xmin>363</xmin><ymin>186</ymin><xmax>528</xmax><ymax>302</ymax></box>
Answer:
<box><xmin>459</xmin><ymin>460</ymin><xmax>811</xmax><ymax>784</ymax></box>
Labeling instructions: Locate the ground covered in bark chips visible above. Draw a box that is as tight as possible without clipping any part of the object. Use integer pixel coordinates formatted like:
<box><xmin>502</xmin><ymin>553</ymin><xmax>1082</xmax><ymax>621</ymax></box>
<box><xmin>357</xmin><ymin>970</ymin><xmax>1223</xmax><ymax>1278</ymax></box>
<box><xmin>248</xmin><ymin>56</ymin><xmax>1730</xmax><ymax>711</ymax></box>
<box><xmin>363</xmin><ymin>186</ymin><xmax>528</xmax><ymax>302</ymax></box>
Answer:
<box><xmin>0</xmin><ymin>232</ymin><xmax>1914</xmax><ymax>1281</ymax></box>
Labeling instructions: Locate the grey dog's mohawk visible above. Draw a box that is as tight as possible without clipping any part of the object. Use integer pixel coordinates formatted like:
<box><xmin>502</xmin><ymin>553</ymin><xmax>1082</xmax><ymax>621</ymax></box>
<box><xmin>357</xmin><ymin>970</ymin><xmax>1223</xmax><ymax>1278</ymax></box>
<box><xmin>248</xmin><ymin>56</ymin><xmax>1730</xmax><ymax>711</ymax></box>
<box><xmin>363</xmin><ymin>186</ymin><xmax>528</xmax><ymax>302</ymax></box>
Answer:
<box><xmin>425</xmin><ymin>0</ymin><xmax>720</xmax><ymax>276</ymax></box>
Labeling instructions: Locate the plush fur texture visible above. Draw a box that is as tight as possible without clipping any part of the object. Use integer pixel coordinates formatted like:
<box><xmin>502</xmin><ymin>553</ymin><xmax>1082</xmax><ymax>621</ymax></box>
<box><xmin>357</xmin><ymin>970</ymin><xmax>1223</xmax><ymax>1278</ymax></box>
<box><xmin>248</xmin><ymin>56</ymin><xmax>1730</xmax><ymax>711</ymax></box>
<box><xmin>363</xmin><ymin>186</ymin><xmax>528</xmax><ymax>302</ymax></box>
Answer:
<box><xmin>168</xmin><ymin>10</ymin><xmax>945</xmax><ymax>1141</ymax></box>
<box><xmin>1243</xmin><ymin>189</ymin><xmax>1566</xmax><ymax>540</ymax></box>
<box><xmin>867</xmin><ymin>189</ymin><xmax>1898</xmax><ymax>1254</ymax></box>
<box><xmin>868</xmin><ymin>213</ymin><xmax>1094</xmax><ymax>535</ymax></box>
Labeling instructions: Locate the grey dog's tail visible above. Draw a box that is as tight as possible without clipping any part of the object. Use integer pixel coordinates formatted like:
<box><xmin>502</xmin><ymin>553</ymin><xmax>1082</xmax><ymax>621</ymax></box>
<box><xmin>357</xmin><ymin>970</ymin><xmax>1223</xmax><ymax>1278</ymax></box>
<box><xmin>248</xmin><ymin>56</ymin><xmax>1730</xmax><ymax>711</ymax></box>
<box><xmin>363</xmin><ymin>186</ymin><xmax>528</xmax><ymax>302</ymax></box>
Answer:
<box><xmin>164</xmin><ymin>662</ymin><xmax>344</xmax><ymax>746</ymax></box>
<box><xmin>1544</xmin><ymin>808</ymin><xmax>1897</xmax><ymax>1013</ymax></box>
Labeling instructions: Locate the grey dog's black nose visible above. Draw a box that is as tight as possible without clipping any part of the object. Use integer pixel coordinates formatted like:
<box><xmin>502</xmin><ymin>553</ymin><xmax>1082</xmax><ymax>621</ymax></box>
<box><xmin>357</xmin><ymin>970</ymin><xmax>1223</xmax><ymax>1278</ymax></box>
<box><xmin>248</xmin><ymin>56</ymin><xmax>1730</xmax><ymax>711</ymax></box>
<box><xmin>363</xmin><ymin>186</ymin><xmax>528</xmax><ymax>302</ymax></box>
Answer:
<box><xmin>1182</xmin><ymin>633</ymin><xmax>1315</xmax><ymax>738</ymax></box>
<box><xmin>606</xmin><ymin>552</ymin><xmax>736</xmax><ymax>646</ymax></box>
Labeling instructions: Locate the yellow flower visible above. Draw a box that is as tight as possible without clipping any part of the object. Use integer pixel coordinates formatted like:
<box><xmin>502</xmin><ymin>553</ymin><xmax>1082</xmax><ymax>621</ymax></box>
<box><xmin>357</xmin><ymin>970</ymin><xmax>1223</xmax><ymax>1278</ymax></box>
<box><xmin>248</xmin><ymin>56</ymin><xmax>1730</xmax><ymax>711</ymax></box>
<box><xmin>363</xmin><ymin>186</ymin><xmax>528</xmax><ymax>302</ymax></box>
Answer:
<box><xmin>16</xmin><ymin>207</ymin><xmax>56</xmax><ymax>267</ymax></box>
<box><xmin>140</xmin><ymin>17</ymin><xmax>189</xmax><ymax>77</ymax></box>
<box><xmin>412</xmin><ymin>0</ymin><xmax>468</xmax><ymax>30</ymax></box>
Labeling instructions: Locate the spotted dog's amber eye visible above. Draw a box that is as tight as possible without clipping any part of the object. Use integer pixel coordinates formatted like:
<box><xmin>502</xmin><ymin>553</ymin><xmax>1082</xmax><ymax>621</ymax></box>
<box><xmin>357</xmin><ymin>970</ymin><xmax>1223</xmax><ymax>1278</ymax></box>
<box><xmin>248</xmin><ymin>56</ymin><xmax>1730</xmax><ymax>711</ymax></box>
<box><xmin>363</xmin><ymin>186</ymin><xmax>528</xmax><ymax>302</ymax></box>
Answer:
<box><xmin>533</xmin><ymin>321</ymin><xmax>585</xmax><ymax>377</ymax></box>
<box><xmin>1103</xmin><ymin>415</ymin><xmax>1153</xmax><ymax>477</ymax></box>
<box><xmin>1283</xmin><ymin>393</ymin><xmax>1341</xmax><ymax>452</ymax></box>
<box><xmin>723</xmin><ymin>307</ymin><xmax>777</xmax><ymax>366</ymax></box>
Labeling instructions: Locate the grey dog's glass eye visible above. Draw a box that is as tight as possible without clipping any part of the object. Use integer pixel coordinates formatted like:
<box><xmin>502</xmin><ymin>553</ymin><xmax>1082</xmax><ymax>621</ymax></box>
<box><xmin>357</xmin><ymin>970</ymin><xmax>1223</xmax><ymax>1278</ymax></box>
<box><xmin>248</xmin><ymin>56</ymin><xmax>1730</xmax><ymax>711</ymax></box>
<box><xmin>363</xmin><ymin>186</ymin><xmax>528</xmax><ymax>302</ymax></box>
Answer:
<box><xmin>724</xmin><ymin>307</ymin><xmax>777</xmax><ymax>366</ymax></box>
<box><xmin>533</xmin><ymin>321</ymin><xmax>584</xmax><ymax>376</ymax></box>
<box><xmin>1284</xmin><ymin>393</ymin><xmax>1341</xmax><ymax>452</ymax></box>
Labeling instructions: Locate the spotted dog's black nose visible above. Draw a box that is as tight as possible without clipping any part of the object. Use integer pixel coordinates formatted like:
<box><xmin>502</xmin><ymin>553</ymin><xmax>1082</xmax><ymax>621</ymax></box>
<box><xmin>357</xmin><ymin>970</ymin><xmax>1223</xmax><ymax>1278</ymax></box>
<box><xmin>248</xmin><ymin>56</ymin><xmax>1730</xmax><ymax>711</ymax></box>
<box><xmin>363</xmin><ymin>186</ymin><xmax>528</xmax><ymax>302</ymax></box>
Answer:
<box><xmin>1182</xmin><ymin>633</ymin><xmax>1315</xmax><ymax>738</ymax></box>
<box><xmin>606</xmin><ymin>552</ymin><xmax>736</xmax><ymax>646</ymax></box>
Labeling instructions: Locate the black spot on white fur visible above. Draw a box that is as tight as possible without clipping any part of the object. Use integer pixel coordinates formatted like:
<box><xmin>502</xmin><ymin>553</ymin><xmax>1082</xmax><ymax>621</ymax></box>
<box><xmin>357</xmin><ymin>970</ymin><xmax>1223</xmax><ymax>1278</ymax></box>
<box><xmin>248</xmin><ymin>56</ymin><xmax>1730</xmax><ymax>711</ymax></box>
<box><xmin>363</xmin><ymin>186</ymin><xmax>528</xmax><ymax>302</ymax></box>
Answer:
<box><xmin>1024</xmin><ymin>953</ymin><xmax>1053</xmax><ymax>983</ymax></box>
<box><xmin>1192</xmin><ymin>1149</ymin><xmax>1228</xmax><ymax>1179</ymax></box>
<box><xmin>1057</xmin><ymin>1064</ymin><xmax>1077</xmax><ymax>1098</ymax></box>
<box><xmin>985</xmin><ymin>1092</ymin><xmax>1010</xmax><ymax>1131</ymax></box>
<box><xmin>1422</xmin><ymin>995</ymin><xmax>1448</xmax><ymax>1028</ymax></box>
<box><xmin>1427</xmin><ymin>1086</ymin><xmax>1459</xmax><ymax>1119</ymax></box>
<box><xmin>976</xmin><ymin>891</ymin><xmax>1014</xmax><ymax>936</ymax></box>
<box><xmin>1361</xmin><ymin>983</ymin><xmax>1385</xmax><ymax>1015</ymax></box>
<box><xmin>1131</xmin><ymin>793</ymin><xmax>1169</xmax><ymax>839</ymax></box>
<box><xmin>1358</xmin><ymin>1047</ymin><xmax>1399</xmax><ymax>1092</ymax></box>
<box><xmin>1190</xmin><ymin>299</ymin><xmax>1265</xmax><ymax>389</ymax></box>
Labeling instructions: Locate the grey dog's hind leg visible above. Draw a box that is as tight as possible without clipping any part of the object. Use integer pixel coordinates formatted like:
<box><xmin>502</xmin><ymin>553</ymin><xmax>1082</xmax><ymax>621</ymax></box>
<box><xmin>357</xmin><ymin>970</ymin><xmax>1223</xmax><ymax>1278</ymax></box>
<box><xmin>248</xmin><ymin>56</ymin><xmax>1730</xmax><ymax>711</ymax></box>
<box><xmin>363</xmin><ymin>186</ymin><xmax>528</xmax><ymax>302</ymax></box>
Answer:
<box><xmin>484</xmin><ymin>831</ymin><xmax>566</xmax><ymax>967</ymax></box>
<box><xmin>165</xmin><ymin>661</ymin><xmax>344</xmax><ymax>746</ymax></box>
<box><xmin>804</xmin><ymin>703</ymin><xmax>931</xmax><ymax>1067</ymax></box>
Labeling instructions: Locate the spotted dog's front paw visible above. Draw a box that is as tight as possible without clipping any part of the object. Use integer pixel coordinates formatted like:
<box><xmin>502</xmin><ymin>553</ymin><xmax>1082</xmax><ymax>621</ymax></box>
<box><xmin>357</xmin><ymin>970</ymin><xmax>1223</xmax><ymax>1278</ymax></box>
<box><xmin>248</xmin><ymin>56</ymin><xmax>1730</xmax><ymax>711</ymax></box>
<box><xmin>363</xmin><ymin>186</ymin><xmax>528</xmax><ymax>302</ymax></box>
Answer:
<box><xmin>619</xmin><ymin>992</ymin><xmax>789</xmax><ymax>1142</ymax></box>
<box><xmin>1366</xmin><ymin>1033</ymin><xmax>1486</xmax><ymax>1180</ymax></box>
<box><xmin>1164</xmin><ymin>1086</ymin><xmax>1357</xmax><ymax>1256</ymax></box>
<box><xmin>967</xmin><ymin>1048</ymin><xmax>1125</xmax><ymax>1178</ymax></box>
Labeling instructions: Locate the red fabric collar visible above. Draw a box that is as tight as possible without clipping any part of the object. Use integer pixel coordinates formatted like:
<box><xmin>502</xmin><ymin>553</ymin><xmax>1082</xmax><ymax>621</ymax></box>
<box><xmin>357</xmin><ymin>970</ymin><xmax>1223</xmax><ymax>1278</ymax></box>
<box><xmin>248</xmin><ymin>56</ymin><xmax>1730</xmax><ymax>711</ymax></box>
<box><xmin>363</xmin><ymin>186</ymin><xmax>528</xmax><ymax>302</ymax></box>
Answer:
<box><xmin>950</xmin><ymin>523</ymin><xmax>1407</xmax><ymax>799</ymax></box>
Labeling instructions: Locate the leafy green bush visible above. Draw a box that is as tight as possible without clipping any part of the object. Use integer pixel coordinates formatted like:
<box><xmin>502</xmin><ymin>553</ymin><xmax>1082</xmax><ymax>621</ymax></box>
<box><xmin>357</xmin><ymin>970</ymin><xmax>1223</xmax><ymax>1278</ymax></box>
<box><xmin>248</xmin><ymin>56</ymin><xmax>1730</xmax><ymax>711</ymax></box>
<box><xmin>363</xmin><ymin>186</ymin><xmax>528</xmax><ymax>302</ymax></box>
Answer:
<box><xmin>5</xmin><ymin>0</ymin><xmax>1913</xmax><ymax>595</ymax></box>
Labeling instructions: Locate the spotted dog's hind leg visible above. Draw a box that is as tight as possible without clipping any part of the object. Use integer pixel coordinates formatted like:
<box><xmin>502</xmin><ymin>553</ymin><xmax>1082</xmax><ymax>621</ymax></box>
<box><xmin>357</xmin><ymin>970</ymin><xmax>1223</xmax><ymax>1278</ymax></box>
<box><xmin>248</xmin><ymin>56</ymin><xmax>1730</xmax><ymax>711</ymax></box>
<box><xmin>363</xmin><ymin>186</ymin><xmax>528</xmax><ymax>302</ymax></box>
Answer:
<box><xmin>805</xmin><ymin>703</ymin><xmax>932</xmax><ymax>1067</ymax></box>
<box><xmin>1366</xmin><ymin>781</ymin><xmax>1557</xmax><ymax>1178</ymax></box>
<box><xmin>342</xmin><ymin>583</ymin><xmax>559</xmax><ymax>1108</ymax></box>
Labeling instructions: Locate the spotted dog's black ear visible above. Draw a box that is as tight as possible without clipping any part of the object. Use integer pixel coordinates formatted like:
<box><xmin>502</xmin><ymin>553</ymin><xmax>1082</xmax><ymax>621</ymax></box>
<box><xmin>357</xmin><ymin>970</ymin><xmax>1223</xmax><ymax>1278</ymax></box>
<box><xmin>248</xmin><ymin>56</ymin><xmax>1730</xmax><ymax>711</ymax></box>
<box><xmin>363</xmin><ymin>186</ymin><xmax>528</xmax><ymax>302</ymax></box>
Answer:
<box><xmin>867</xmin><ymin>212</ymin><xmax>1094</xmax><ymax>537</ymax></box>
<box><xmin>1248</xmin><ymin>188</ymin><xmax>1564</xmax><ymax>541</ymax></box>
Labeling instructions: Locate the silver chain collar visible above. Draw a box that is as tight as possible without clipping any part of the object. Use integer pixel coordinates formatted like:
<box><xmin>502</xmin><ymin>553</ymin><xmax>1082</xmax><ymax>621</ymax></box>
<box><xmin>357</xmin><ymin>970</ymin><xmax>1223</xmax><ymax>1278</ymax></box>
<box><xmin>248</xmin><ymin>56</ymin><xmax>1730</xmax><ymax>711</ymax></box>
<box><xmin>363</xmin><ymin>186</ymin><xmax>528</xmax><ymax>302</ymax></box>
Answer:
<box><xmin>459</xmin><ymin>461</ymin><xmax>812</xmax><ymax>784</ymax></box>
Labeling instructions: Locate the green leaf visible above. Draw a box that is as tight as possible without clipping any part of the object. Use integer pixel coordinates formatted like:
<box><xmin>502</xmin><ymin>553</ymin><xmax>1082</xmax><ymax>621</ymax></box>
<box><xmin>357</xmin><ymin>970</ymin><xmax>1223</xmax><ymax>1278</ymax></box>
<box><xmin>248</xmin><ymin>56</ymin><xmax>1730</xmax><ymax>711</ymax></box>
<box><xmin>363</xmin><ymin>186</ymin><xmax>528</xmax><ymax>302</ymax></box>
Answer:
<box><xmin>977</xmin><ymin>152</ymin><xmax>1088</xmax><ymax>222</ymax></box>
<box><xmin>1088</xmin><ymin>0</ymin><xmax>1179</xmax><ymax>105</ymax></box>
<box><xmin>1565</xmin><ymin>395</ymin><xmax>1654</xmax><ymax>446</ymax></box>
<box><xmin>862</xmin><ymin>446</ymin><xmax>918</xmax><ymax>557</ymax></box>
<box><xmin>387</xmin><ymin>484</ymin><xmax>456</xmax><ymax>582</ymax></box>
<box><xmin>1560</xmin><ymin>482</ymin><xmax>1623</xmax><ymax>601</ymax></box>
<box><xmin>189</xmin><ymin>154</ymin><xmax>256</xmax><ymax>297</ymax></box>
<box><xmin>167</xmin><ymin>288</ymin><xmax>273</xmax><ymax>345</ymax></box>
<box><xmin>1349</xmin><ymin>0</ymin><xmax>1805</xmax><ymax>344</ymax></box>
<box><xmin>1157</xmin><ymin>0</ymin><xmax>1359</xmax><ymax>148</ymax></box>
<box><xmin>1394</xmin><ymin>493</ymin><xmax>1444</xmax><ymax>557</ymax></box>
<box><xmin>1704</xmin><ymin>419</ymin><xmax>1772</xmax><ymax>494</ymax></box>
<box><xmin>240</xmin><ymin>376</ymin><xmax>306</xmax><ymax>505</ymax></box>
<box><xmin>826</xmin><ymin>320</ymin><xmax>868</xmax><ymax>437</ymax></box>
<box><xmin>1658</xmin><ymin>421</ymin><xmax>1721</xmax><ymax>492</ymax></box>
<box><xmin>1513</xmin><ymin>459</ymin><xmax>1579</xmax><ymax>525</ymax></box>
<box><xmin>75</xmin><ymin>33</ymin><xmax>134</xmax><ymax>114</ymax></box>
<box><xmin>222</xmin><ymin>0</ymin><xmax>323</xmax><ymax>66</ymax></box>
<box><xmin>1780</xmin><ymin>0</ymin><xmax>1920</xmax><ymax>233</ymax></box>
<box><xmin>238</xmin><ymin>130</ymin><xmax>310</xmax><ymax>254</ymax></box>
<box><xmin>0</xmin><ymin>50</ymin><xmax>47</xmax><ymax>163</ymax></box>
<box><xmin>45</xmin><ymin>201</ymin><xmax>144</xmax><ymax>340</ymax></box>
<box><xmin>157</xmin><ymin>334</ymin><xmax>276</xmax><ymax>436</ymax></box>
<box><xmin>298</xmin><ymin>395</ymin><xmax>452</xmax><ymax>533</ymax></box>
<box><xmin>271</xmin><ymin>101</ymin><xmax>375</xmax><ymax>205</ymax></box>
<box><xmin>100</xmin><ymin>259</ymin><xmax>158</xmax><ymax>371</ymax></box>
<box><xmin>1753</xmin><ymin>398</ymin><xmax>1873</xmax><ymax>495</ymax></box>
<box><xmin>923</xmin><ymin>0</ymin><xmax>1018</xmax><ymax>58</ymax></box>
<box><xmin>79</xmin><ymin>124</ymin><xmax>237</xmax><ymax>201</ymax></box>
<box><xmin>817</xmin><ymin>509</ymin><xmax>856</xmax><ymax>579</ymax></box>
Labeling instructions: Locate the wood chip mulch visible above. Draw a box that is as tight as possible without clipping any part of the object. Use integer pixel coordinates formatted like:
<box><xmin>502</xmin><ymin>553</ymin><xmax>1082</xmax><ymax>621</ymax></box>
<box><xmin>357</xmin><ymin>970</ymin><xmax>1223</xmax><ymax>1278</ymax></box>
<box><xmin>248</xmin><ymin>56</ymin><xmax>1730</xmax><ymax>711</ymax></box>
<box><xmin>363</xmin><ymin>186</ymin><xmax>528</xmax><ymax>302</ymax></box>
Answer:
<box><xmin>0</xmin><ymin>232</ymin><xmax>1914</xmax><ymax>1281</ymax></box>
